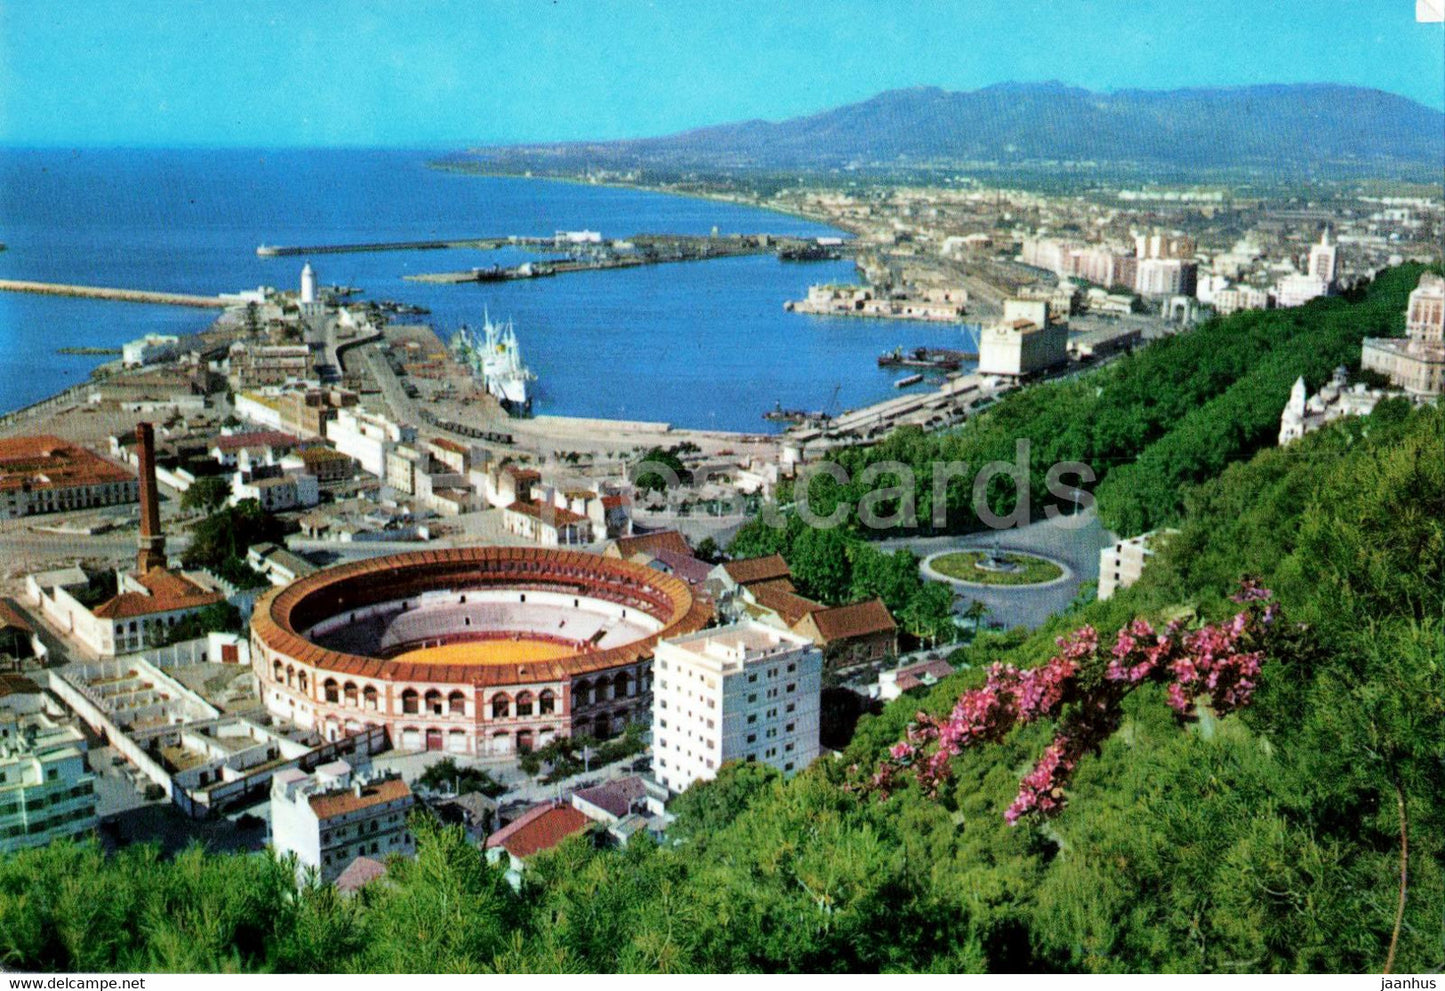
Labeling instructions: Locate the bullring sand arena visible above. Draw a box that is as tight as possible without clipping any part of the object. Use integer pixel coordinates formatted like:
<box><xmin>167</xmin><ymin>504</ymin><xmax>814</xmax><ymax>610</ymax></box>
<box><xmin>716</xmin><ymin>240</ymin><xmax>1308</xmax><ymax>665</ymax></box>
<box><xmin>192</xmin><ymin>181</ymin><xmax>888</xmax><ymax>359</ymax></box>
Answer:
<box><xmin>249</xmin><ymin>546</ymin><xmax>712</xmax><ymax>756</ymax></box>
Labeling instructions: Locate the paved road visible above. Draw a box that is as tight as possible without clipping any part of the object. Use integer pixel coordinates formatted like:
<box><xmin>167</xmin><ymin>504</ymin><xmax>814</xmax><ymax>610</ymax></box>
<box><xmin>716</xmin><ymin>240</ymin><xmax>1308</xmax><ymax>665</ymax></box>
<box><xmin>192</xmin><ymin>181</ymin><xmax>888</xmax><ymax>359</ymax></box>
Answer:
<box><xmin>878</xmin><ymin>507</ymin><xmax>1116</xmax><ymax>631</ymax></box>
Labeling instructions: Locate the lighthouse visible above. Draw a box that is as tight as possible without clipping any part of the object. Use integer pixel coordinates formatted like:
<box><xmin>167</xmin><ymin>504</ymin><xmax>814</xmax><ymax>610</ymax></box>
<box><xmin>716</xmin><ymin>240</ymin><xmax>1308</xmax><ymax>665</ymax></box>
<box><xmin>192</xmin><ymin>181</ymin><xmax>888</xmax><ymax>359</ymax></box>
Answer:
<box><xmin>300</xmin><ymin>262</ymin><xmax>317</xmax><ymax>305</ymax></box>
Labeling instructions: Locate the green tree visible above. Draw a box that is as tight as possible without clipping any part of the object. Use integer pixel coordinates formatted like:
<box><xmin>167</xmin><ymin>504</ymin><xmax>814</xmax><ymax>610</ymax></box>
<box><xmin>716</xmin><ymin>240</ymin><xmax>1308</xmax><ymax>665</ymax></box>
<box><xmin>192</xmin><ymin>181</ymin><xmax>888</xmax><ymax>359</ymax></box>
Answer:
<box><xmin>180</xmin><ymin>476</ymin><xmax>231</xmax><ymax>514</ymax></box>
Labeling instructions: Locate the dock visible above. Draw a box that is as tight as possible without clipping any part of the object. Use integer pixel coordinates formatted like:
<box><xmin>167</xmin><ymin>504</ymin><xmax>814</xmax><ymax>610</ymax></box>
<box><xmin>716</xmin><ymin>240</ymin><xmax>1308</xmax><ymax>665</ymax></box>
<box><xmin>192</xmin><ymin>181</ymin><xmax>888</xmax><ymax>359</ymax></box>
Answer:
<box><xmin>256</xmin><ymin>236</ymin><xmax>551</xmax><ymax>257</ymax></box>
<box><xmin>0</xmin><ymin>279</ymin><xmax>227</xmax><ymax>308</ymax></box>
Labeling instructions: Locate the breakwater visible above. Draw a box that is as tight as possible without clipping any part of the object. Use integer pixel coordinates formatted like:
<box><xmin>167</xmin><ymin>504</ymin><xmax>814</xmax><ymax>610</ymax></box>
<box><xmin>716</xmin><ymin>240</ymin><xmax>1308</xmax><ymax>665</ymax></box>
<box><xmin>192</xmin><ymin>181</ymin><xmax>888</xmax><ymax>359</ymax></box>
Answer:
<box><xmin>0</xmin><ymin>279</ymin><xmax>226</xmax><ymax>308</ymax></box>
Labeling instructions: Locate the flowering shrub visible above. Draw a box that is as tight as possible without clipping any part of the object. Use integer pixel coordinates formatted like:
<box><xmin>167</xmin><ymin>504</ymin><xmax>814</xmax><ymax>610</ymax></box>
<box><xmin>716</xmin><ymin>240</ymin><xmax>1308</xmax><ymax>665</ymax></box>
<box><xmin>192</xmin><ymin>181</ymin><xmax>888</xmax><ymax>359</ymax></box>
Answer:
<box><xmin>865</xmin><ymin>580</ymin><xmax>1283</xmax><ymax>824</ymax></box>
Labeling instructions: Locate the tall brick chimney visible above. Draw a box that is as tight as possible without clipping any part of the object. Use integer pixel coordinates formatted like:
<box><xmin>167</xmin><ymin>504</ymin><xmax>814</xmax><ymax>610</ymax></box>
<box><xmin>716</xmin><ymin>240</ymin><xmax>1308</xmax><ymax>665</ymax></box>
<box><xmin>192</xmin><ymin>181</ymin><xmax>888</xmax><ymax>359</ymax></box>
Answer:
<box><xmin>135</xmin><ymin>422</ymin><xmax>166</xmax><ymax>574</ymax></box>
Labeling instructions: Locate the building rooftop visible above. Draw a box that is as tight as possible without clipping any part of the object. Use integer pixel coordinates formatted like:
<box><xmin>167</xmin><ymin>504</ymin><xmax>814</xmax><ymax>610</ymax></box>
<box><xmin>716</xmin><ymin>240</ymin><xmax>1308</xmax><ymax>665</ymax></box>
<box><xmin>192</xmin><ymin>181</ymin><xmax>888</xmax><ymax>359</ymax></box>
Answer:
<box><xmin>334</xmin><ymin>855</ymin><xmax>389</xmax><ymax>894</ymax></box>
<box><xmin>610</xmin><ymin>529</ymin><xmax>691</xmax><ymax>560</ymax></box>
<box><xmin>212</xmin><ymin>431</ymin><xmax>300</xmax><ymax>453</ymax></box>
<box><xmin>91</xmin><ymin>568</ymin><xmax>224</xmax><ymax>620</ymax></box>
<box><xmin>720</xmin><ymin>554</ymin><xmax>792</xmax><ymax>587</ymax></box>
<box><xmin>748</xmin><ymin>579</ymin><xmax>823</xmax><ymax>626</ymax></box>
<box><xmin>803</xmin><ymin>598</ymin><xmax>897</xmax><ymax>643</ymax></box>
<box><xmin>506</xmin><ymin>499</ymin><xmax>588</xmax><ymax>527</ymax></box>
<box><xmin>0</xmin><ymin>435</ymin><xmax>134</xmax><ymax>493</ymax></box>
<box><xmin>0</xmin><ymin>599</ymin><xmax>33</xmax><ymax>633</ymax></box>
<box><xmin>664</xmin><ymin>620</ymin><xmax>814</xmax><ymax>668</ymax></box>
<box><xmin>485</xmin><ymin>801</ymin><xmax>591</xmax><ymax>859</ymax></box>
<box><xmin>308</xmin><ymin>776</ymin><xmax>412</xmax><ymax>820</ymax></box>
<box><xmin>571</xmin><ymin>775</ymin><xmax>649</xmax><ymax>820</ymax></box>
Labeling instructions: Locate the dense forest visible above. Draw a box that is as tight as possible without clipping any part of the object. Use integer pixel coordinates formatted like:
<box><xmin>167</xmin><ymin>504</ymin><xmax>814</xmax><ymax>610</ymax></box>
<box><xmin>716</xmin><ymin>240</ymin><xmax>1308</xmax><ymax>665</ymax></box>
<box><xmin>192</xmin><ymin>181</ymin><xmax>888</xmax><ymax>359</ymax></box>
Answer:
<box><xmin>1</xmin><ymin>271</ymin><xmax>1440</xmax><ymax>974</ymax></box>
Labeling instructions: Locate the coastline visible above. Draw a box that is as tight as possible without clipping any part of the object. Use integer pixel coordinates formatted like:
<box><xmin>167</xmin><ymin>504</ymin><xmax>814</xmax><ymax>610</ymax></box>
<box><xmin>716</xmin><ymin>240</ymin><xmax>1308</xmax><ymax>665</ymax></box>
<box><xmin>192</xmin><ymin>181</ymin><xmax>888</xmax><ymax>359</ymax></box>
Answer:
<box><xmin>427</xmin><ymin>160</ymin><xmax>861</xmax><ymax>237</ymax></box>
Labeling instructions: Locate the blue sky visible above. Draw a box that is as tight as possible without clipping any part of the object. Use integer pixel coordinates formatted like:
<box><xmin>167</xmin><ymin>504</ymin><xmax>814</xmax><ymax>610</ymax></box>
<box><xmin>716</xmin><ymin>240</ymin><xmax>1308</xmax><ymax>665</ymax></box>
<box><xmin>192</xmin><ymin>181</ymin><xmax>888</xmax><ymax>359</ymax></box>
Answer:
<box><xmin>1</xmin><ymin>0</ymin><xmax>1440</xmax><ymax>147</ymax></box>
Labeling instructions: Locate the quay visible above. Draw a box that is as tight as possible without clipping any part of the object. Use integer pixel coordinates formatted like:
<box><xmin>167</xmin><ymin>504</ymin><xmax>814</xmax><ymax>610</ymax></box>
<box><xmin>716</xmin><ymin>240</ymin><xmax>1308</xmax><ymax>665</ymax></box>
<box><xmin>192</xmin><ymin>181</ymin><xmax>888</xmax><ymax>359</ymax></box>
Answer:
<box><xmin>256</xmin><ymin>236</ymin><xmax>552</xmax><ymax>257</ymax></box>
<box><xmin>0</xmin><ymin>279</ymin><xmax>227</xmax><ymax>308</ymax></box>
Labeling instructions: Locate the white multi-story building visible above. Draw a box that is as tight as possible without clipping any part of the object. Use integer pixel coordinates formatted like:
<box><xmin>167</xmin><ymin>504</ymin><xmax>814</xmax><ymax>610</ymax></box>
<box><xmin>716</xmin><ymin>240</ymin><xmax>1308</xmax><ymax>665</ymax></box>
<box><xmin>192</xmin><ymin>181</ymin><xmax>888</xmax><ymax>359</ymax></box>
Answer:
<box><xmin>270</xmin><ymin>759</ymin><xmax>415</xmax><ymax>883</ymax></box>
<box><xmin>1097</xmin><ymin>530</ymin><xmax>1175</xmax><ymax>600</ymax></box>
<box><xmin>121</xmin><ymin>333</ymin><xmax>181</xmax><ymax>369</ymax></box>
<box><xmin>978</xmin><ymin>300</ymin><xmax>1069</xmax><ymax>379</ymax></box>
<box><xmin>651</xmin><ymin>621</ymin><xmax>821</xmax><ymax>794</ymax></box>
<box><xmin>0</xmin><ymin>711</ymin><xmax>98</xmax><ymax>853</ymax></box>
<box><xmin>326</xmin><ymin>408</ymin><xmax>415</xmax><ymax>479</ymax></box>
<box><xmin>1307</xmin><ymin>228</ymin><xmax>1338</xmax><ymax>286</ymax></box>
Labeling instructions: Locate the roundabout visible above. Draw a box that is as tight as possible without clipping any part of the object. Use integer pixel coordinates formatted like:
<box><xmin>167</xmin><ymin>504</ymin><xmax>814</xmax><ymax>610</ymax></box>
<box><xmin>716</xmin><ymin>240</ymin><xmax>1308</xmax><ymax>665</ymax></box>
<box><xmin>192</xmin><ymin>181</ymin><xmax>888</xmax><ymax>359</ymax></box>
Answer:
<box><xmin>922</xmin><ymin>548</ymin><xmax>1072</xmax><ymax>589</ymax></box>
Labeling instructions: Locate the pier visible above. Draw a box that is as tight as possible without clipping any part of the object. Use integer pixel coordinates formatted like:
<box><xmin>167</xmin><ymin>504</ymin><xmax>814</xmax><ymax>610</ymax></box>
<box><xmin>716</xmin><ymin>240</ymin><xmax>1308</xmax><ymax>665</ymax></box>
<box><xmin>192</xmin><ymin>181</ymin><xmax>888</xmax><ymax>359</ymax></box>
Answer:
<box><xmin>0</xmin><ymin>279</ymin><xmax>227</xmax><ymax>309</ymax></box>
<box><xmin>257</xmin><ymin>236</ymin><xmax>550</xmax><ymax>256</ymax></box>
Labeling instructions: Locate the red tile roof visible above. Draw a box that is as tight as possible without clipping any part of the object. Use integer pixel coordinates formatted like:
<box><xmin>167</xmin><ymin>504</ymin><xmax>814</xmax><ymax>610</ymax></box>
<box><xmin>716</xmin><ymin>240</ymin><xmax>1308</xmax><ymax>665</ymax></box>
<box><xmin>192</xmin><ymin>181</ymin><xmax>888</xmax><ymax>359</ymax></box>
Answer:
<box><xmin>506</xmin><ymin>499</ymin><xmax>588</xmax><ymax>527</ymax></box>
<box><xmin>648</xmin><ymin>549</ymin><xmax>714</xmax><ymax>588</ymax></box>
<box><xmin>798</xmin><ymin>598</ymin><xmax>897</xmax><ymax>644</ymax></box>
<box><xmin>749</xmin><ymin>579</ymin><xmax>825</xmax><ymax>626</ymax></box>
<box><xmin>308</xmin><ymin>777</ymin><xmax>412</xmax><ymax>820</ymax></box>
<box><xmin>0</xmin><ymin>435</ymin><xmax>134</xmax><ymax>492</ymax></box>
<box><xmin>0</xmin><ymin>599</ymin><xmax>33</xmax><ymax>633</ymax></box>
<box><xmin>721</xmin><ymin>554</ymin><xmax>792</xmax><ymax>587</ymax></box>
<box><xmin>486</xmin><ymin>801</ymin><xmax>591</xmax><ymax>859</ymax></box>
<box><xmin>91</xmin><ymin>569</ymin><xmax>224</xmax><ymax>619</ymax></box>
<box><xmin>610</xmin><ymin>530</ymin><xmax>691</xmax><ymax>559</ymax></box>
<box><xmin>334</xmin><ymin>855</ymin><xmax>388</xmax><ymax>893</ymax></box>
<box><xmin>212</xmin><ymin>431</ymin><xmax>299</xmax><ymax>453</ymax></box>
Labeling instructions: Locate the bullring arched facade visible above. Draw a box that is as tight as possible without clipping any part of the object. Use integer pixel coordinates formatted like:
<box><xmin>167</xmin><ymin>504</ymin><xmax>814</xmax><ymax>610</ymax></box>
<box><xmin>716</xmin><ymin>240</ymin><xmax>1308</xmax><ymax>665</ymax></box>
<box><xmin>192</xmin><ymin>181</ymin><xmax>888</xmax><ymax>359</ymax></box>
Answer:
<box><xmin>250</xmin><ymin>547</ymin><xmax>712</xmax><ymax>756</ymax></box>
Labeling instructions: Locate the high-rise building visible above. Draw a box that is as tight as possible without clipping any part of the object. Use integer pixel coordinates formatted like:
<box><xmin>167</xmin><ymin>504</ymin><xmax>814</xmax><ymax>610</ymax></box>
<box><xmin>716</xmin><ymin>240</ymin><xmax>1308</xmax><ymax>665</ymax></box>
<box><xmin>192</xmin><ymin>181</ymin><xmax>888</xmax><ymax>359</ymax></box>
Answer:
<box><xmin>1307</xmin><ymin>227</ymin><xmax>1339</xmax><ymax>286</ymax></box>
<box><xmin>651</xmin><ymin>621</ymin><xmax>821</xmax><ymax>793</ymax></box>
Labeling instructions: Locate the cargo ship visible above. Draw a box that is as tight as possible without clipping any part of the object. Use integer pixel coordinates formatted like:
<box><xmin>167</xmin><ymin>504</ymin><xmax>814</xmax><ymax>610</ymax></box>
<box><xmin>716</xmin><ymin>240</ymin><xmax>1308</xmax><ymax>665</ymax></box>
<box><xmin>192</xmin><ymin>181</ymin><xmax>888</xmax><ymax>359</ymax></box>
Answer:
<box><xmin>877</xmin><ymin>346</ymin><xmax>972</xmax><ymax>371</ymax></box>
<box><xmin>451</xmin><ymin>311</ymin><xmax>536</xmax><ymax>415</ymax></box>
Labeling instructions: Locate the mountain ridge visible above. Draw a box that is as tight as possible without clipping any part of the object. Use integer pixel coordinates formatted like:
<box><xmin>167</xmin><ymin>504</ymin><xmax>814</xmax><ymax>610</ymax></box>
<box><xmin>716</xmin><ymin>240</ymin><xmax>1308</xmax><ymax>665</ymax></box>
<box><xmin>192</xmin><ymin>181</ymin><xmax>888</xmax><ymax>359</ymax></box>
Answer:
<box><xmin>463</xmin><ymin>82</ymin><xmax>1445</xmax><ymax>176</ymax></box>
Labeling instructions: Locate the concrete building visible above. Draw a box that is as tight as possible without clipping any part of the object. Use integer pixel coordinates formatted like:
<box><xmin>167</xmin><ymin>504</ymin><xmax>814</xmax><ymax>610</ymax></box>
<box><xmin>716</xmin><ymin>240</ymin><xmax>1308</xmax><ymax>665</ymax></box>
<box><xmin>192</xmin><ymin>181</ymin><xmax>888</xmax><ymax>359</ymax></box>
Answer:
<box><xmin>1213</xmin><ymin>285</ymin><xmax>1272</xmax><ymax>316</ymax></box>
<box><xmin>227</xmin><ymin>343</ymin><xmax>312</xmax><ymax>390</ymax></box>
<box><xmin>122</xmin><ymin>333</ymin><xmax>181</xmax><ymax>369</ymax></box>
<box><xmin>233</xmin><ymin>472</ymin><xmax>319</xmax><ymax>512</ymax></box>
<box><xmin>1278</xmin><ymin>368</ymin><xmax>1389</xmax><ymax>445</ymax></box>
<box><xmin>0</xmin><ymin>710</ymin><xmax>98</xmax><ymax>854</ymax></box>
<box><xmin>651</xmin><ymin>621</ymin><xmax>822</xmax><ymax>793</ymax></box>
<box><xmin>1274</xmin><ymin>272</ymin><xmax>1331</xmax><ymax>309</ymax></box>
<box><xmin>270</xmin><ymin>760</ymin><xmax>415</xmax><ymax>883</ymax></box>
<box><xmin>977</xmin><ymin>300</ymin><xmax>1068</xmax><ymax>379</ymax></box>
<box><xmin>1307</xmin><ymin>228</ymin><xmax>1339</xmax><ymax>286</ymax></box>
<box><xmin>1361</xmin><ymin>271</ymin><xmax>1445</xmax><ymax>396</ymax></box>
<box><xmin>327</xmin><ymin>408</ymin><xmax>415</xmax><ymax>479</ymax></box>
<box><xmin>1098</xmin><ymin>531</ymin><xmax>1175</xmax><ymax>600</ymax></box>
<box><xmin>502</xmin><ymin>499</ymin><xmax>593</xmax><ymax>546</ymax></box>
<box><xmin>0</xmin><ymin>435</ymin><xmax>138</xmax><ymax>519</ymax></box>
<box><xmin>1135</xmin><ymin>258</ymin><xmax>1199</xmax><ymax>299</ymax></box>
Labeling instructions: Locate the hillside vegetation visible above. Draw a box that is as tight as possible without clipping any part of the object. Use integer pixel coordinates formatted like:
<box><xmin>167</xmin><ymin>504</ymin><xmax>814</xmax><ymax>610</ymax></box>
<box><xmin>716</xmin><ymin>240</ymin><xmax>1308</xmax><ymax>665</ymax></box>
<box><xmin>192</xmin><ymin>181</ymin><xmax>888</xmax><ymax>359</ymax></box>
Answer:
<box><xmin>0</xmin><ymin>273</ymin><xmax>1440</xmax><ymax>974</ymax></box>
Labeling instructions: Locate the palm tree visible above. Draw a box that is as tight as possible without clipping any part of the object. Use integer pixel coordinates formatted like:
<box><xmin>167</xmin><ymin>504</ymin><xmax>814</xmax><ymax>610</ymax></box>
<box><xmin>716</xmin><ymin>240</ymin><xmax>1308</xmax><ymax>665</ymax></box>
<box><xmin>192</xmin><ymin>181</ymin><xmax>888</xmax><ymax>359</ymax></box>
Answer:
<box><xmin>964</xmin><ymin>598</ymin><xmax>989</xmax><ymax>634</ymax></box>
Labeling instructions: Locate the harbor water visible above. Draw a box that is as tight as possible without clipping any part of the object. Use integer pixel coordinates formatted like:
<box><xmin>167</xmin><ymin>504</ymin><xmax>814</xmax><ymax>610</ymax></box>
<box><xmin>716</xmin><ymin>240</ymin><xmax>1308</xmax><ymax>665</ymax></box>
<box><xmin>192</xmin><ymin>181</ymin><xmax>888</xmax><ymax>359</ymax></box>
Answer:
<box><xmin>0</xmin><ymin>148</ymin><xmax>975</xmax><ymax>430</ymax></box>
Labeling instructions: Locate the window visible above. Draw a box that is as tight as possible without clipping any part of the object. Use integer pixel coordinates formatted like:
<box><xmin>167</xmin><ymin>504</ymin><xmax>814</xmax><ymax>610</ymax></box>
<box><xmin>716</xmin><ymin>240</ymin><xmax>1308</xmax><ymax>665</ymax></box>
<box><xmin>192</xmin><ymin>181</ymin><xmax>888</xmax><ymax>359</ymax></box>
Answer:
<box><xmin>786</xmin><ymin>703</ymin><xmax>796</xmax><ymax>713</ymax></box>
<box><xmin>786</xmin><ymin>722</ymin><xmax>795</xmax><ymax>733</ymax></box>
<box><xmin>746</xmin><ymin>733</ymin><xmax>757</xmax><ymax>744</ymax></box>
<box><xmin>787</xmin><ymin>662</ymin><xmax>796</xmax><ymax>673</ymax></box>
<box><xmin>746</xmin><ymin>714</ymin><xmax>757</xmax><ymax>724</ymax></box>
<box><xmin>747</xmin><ymin>673</ymin><xmax>757</xmax><ymax>683</ymax></box>
<box><xmin>786</xmin><ymin>683</ymin><xmax>796</xmax><ymax>693</ymax></box>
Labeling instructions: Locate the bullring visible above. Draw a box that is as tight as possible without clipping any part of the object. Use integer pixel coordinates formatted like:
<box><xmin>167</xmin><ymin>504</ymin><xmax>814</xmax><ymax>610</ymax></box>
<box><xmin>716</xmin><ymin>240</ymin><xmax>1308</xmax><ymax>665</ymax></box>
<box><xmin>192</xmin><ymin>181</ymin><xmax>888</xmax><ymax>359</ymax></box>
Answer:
<box><xmin>250</xmin><ymin>546</ymin><xmax>712</xmax><ymax>756</ymax></box>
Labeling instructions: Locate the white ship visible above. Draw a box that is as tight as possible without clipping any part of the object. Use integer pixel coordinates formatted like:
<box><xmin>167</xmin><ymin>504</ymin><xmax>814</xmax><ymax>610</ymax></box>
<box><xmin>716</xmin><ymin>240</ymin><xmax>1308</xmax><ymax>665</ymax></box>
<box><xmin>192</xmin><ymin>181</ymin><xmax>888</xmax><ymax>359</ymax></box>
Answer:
<box><xmin>451</xmin><ymin>310</ymin><xmax>535</xmax><ymax>415</ymax></box>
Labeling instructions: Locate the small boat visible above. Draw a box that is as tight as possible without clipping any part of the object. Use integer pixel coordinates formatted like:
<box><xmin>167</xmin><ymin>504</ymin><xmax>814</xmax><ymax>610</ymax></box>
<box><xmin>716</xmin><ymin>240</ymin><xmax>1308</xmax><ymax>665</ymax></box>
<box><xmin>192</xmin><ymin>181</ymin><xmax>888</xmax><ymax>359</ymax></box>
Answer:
<box><xmin>894</xmin><ymin>373</ymin><xmax>924</xmax><ymax>388</ymax></box>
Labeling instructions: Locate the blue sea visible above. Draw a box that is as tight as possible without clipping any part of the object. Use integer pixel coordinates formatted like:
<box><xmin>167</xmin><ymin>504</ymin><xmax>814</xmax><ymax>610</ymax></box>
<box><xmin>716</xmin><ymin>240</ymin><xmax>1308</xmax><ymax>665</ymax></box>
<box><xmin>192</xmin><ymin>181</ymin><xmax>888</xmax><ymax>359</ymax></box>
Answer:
<box><xmin>0</xmin><ymin>148</ymin><xmax>972</xmax><ymax>430</ymax></box>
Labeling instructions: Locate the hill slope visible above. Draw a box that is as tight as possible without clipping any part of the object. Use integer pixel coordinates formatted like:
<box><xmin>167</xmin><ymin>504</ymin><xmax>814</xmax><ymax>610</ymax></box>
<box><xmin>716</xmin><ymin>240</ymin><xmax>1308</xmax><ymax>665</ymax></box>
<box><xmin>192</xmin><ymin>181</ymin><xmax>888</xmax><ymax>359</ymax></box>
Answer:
<box><xmin>467</xmin><ymin>82</ymin><xmax>1445</xmax><ymax>176</ymax></box>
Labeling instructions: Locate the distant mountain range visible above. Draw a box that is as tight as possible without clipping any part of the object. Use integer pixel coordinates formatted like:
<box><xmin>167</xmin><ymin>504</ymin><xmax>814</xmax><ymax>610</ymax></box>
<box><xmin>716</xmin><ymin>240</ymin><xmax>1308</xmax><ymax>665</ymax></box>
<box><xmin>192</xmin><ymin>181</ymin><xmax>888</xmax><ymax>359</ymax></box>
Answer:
<box><xmin>464</xmin><ymin>82</ymin><xmax>1445</xmax><ymax>177</ymax></box>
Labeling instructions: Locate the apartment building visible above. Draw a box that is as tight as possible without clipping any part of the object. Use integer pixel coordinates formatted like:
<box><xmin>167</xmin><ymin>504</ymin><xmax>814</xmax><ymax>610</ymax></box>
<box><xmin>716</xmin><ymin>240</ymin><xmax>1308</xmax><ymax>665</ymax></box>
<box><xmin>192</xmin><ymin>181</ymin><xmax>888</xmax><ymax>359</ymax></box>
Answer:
<box><xmin>651</xmin><ymin>621</ymin><xmax>821</xmax><ymax>793</ymax></box>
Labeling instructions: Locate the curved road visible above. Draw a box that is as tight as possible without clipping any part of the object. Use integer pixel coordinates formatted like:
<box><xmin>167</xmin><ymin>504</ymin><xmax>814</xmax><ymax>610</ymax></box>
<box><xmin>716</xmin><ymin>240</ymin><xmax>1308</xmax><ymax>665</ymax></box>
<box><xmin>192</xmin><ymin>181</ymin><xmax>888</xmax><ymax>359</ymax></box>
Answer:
<box><xmin>877</xmin><ymin>507</ymin><xmax>1115</xmax><ymax>631</ymax></box>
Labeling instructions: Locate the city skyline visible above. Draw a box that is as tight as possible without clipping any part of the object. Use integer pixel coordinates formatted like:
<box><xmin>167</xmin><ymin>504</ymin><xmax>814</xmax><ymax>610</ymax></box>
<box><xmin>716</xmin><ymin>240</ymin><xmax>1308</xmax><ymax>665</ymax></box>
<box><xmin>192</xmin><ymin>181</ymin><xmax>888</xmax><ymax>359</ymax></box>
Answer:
<box><xmin>1</xmin><ymin>0</ymin><xmax>1442</xmax><ymax>148</ymax></box>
